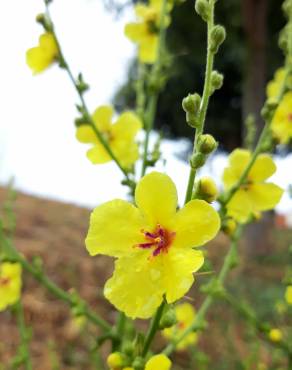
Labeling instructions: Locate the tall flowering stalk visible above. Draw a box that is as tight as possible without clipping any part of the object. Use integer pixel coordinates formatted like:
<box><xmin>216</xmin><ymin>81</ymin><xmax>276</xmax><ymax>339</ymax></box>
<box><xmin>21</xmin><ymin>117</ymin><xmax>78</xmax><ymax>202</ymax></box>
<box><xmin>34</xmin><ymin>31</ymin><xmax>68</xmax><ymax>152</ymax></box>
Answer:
<box><xmin>1</xmin><ymin>0</ymin><xmax>292</xmax><ymax>368</ymax></box>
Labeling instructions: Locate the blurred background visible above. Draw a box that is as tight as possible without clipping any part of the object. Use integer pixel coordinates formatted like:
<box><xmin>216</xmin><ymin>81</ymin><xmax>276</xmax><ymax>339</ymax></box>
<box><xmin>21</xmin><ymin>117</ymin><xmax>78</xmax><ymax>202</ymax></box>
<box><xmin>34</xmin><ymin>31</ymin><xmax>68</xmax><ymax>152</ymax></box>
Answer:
<box><xmin>0</xmin><ymin>0</ymin><xmax>291</xmax><ymax>369</ymax></box>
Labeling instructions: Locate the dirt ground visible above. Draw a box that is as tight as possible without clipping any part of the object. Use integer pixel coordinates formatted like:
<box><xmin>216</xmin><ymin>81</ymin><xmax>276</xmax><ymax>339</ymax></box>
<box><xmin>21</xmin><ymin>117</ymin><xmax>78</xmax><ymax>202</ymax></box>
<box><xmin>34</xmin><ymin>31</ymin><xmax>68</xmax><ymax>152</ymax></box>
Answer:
<box><xmin>0</xmin><ymin>187</ymin><xmax>290</xmax><ymax>370</ymax></box>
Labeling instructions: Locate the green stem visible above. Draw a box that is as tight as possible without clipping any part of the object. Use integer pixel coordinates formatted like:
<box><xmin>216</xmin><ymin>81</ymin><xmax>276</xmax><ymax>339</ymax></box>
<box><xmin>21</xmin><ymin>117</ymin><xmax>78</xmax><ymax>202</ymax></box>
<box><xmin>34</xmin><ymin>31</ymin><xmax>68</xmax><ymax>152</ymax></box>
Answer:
<box><xmin>136</xmin><ymin>63</ymin><xmax>146</xmax><ymax>121</ymax></box>
<box><xmin>140</xmin><ymin>0</ymin><xmax>168</xmax><ymax>177</ymax></box>
<box><xmin>14</xmin><ymin>301</ymin><xmax>32</xmax><ymax>370</ymax></box>
<box><xmin>184</xmin><ymin>0</ymin><xmax>216</xmax><ymax>204</ymax></box>
<box><xmin>142</xmin><ymin>300</ymin><xmax>166</xmax><ymax>357</ymax></box>
<box><xmin>43</xmin><ymin>3</ymin><xmax>131</xmax><ymax>184</ymax></box>
<box><xmin>163</xmin><ymin>225</ymin><xmax>243</xmax><ymax>356</ymax></box>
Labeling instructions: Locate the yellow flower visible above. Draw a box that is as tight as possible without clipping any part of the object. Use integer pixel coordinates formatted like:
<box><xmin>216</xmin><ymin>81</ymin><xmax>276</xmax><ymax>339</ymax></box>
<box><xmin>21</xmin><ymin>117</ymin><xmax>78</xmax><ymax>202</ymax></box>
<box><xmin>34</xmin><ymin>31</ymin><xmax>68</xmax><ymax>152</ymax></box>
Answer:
<box><xmin>271</xmin><ymin>92</ymin><xmax>292</xmax><ymax>144</ymax></box>
<box><xmin>223</xmin><ymin>149</ymin><xmax>283</xmax><ymax>223</ymax></box>
<box><xmin>268</xmin><ymin>328</ymin><xmax>283</xmax><ymax>342</ymax></box>
<box><xmin>0</xmin><ymin>262</ymin><xmax>22</xmax><ymax>311</ymax></box>
<box><xmin>285</xmin><ymin>285</ymin><xmax>292</xmax><ymax>305</ymax></box>
<box><xmin>76</xmin><ymin>105</ymin><xmax>142</xmax><ymax>168</ymax></box>
<box><xmin>26</xmin><ymin>33</ymin><xmax>59</xmax><ymax>74</ymax></box>
<box><xmin>86</xmin><ymin>172</ymin><xmax>220</xmax><ymax>319</ymax></box>
<box><xmin>145</xmin><ymin>354</ymin><xmax>171</xmax><ymax>370</ymax></box>
<box><xmin>163</xmin><ymin>302</ymin><xmax>197</xmax><ymax>350</ymax></box>
<box><xmin>125</xmin><ymin>0</ymin><xmax>172</xmax><ymax>64</ymax></box>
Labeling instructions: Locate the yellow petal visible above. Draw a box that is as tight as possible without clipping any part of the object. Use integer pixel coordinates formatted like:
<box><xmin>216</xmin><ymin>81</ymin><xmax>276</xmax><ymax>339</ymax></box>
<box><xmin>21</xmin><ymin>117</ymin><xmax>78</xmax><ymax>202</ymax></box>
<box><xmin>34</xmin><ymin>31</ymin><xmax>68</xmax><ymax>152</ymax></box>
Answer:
<box><xmin>111</xmin><ymin>140</ymin><xmax>140</xmax><ymax>168</ymax></box>
<box><xmin>135</xmin><ymin>172</ymin><xmax>178</xmax><ymax>229</ymax></box>
<box><xmin>223</xmin><ymin>167</ymin><xmax>239</xmax><ymax>190</ymax></box>
<box><xmin>38</xmin><ymin>33</ymin><xmax>58</xmax><ymax>55</ymax></box>
<box><xmin>285</xmin><ymin>286</ymin><xmax>292</xmax><ymax>305</ymax></box>
<box><xmin>139</xmin><ymin>36</ymin><xmax>158</xmax><ymax>64</ymax></box>
<box><xmin>229</xmin><ymin>149</ymin><xmax>251</xmax><ymax>176</ymax></box>
<box><xmin>163</xmin><ymin>248</ymin><xmax>204</xmax><ymax>303</ymax></box>
<box><xmin>176</xmin><ymin>302</ymin><xmax>195</xmax><ymax>325</ymax></box>
<box><xmin>226</xmin><ymin>189</ymin><xmax>252</xmax><ymax>223</ymax></box>
<box><xmin>248</xmin><ymin>154</ymin><xmax>277</xmax><ymax>182</ymax></box>
<box><xmin>86</xmin><ymin>199</ymin><xmax>144</xmax><ymax>257</ymax></box>
<box><xmin>86</xmin><ymin>144</ymin><xmax>111</xmax><ymax>164</ymax></box>
<box><xmin>145</xmin><ymin>354</ymin><xmax>172</xmax><ymax>370</ymax></box>
<box><xmin>0</xmin><ymin>263</ymin><xmax>22</xmax><ymax>312</ymax></box>
<box><xmin>26</xmin><ymin>47</ymin><xmax>53</xmax><ymax>74</ymax></box>
<box><xmin>111</xmin><ymin>112</ymin><xmax>142</xmax><ymax>141</ymax></box>
<box><xmin>135</xmin><ymin>4</ymin><xmax>151</xmax><ymax>18</ymax></box>
<box><xmin>248</xmin><ymin>183</ymin><xmax>284</xmax><ymax>212</ymax></box>
<box><xmin>124</xmin><ymin>22</ymin><xmax>147</xmax><ymax>42</ymax></box>
<box><xmin>104</xmin><ymin>252</ymin><xmax>165</xmax><ymax>319</ymax></box>
<box><xmin>92</xmin><ymin>105</ymin><xmax>113</xmax><ymax>132</ymax></box>
<box><xmin>172</xmin><ymin>200</ymin><xmax>220</xmax><ymax>249</ymax></box>
<box><xmin>76</xmin><ymin>125</ymin><xmax>98</xmax><ymax>144</ymax></box>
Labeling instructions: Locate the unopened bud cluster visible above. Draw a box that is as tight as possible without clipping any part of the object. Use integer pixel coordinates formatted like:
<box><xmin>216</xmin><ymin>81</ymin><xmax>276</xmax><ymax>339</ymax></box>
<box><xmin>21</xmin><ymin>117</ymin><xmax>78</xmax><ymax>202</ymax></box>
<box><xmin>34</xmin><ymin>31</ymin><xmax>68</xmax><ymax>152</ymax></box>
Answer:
<box><xmin>190</xmin><ymin>134</ymin><xmax>217</xmax><ymax>169</ymax></box>
<box><xmin>182</xmin><ymin>93</ymin><xmax>201</xmax><ymax>128</ymax></box>
<box><xmin>210</xmin><ymin>25</ymin><xmax>226</xmax><ymax>54</ymax></box>
<box><xmin>210</xmin><ymin>70</ymin><xmax>224</xmax><ymax>94</ymax></box>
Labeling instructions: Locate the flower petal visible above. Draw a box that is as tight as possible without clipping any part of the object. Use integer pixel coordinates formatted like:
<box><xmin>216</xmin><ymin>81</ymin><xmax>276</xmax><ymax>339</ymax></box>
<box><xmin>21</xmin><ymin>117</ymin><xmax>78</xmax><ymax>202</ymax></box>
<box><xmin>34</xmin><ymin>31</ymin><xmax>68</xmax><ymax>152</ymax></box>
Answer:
<box><xmin>163</xmin><ymin>248</ymin><xmax>204</xmax><ymax>303</ymax></box>
<box><xmin>145</xmin><ymin>355</ymin><xmax>172</xmax><ymax>370</ymax></box>
<box><xmin>124</xmin><ymin>22</ymin><xmax>147</xmax><ymax>42</ymax></box>
<box><xmin>226</xmin><ymin>189</ymin><xmax>252</xmax><ymax>223</ymax></box>
<box><xmin>104</xmin><ymin>252</ymin><xmax>164</xmax><ymax>319</ymax></box>
<box><xmin>229</xmin><ymin>149</ymin><xmax>250</xmax><ymax>176</ymax></box>
<box><xmin>248</xmin><ymin>183</ymin><xmax>284</xmax><ymax>212</ymax></box>
<box><xmin>26</xmin><ymin>47</ymin><xmax>52</xmax><ymax>74</ymax></box>
<box><xmin>248</xmin><ymin>154</ymin><xmax>277</xmax><ymax>182</ymax></box>
<box><xmin>111</xmin><ymin>112</ymin><xmax>142</xmax><ymax>141</ymax></box>
<box><xmin>86</xmin><ymin>199</ymin><xmax>145</xmax><ymax>257</ymax></box>
<box><xmin>172</xmin><ymin>200</ymin><xmax>220</xmax><ymax>249</ymax></box>
<box><xmin>135</xmin><ymin>172</ymin><xmax>178</xmax><ymax>229</ymax></box>
<box><xmin>76</xmin><ymin>125</ymin><xmax>98</xmax><ymax>144</ymax></box>
<box><xmin>86</xmin><ymin>144</ymin><xmax>111</xmax><ymax>164</ymax></box>
<box><xmin>92</xmin><ymin>105</ymin><xmax>113</xmax><ymax>132</ymax></box>
<box><xmin>139</xmin><ymin>36</ymin><xmax>158</xmax><ymax>64</ymax></box>
<box><xmin>111</xmin><ymin>141</ymin><xmax>140</xmax><ymax>168</ymax></box>
<box><xmin>38</xmin><ymin>33</ymin><xmax>58</xmax><ymax>55</ymax></box>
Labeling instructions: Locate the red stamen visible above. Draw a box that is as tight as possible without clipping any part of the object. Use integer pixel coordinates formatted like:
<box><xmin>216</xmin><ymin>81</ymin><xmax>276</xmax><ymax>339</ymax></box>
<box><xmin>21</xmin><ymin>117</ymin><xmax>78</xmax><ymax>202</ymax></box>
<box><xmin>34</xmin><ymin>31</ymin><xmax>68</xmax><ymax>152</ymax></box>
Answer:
<box><xmin>136</xmin><ymin>224</ymin><xmax>176</xmax><ymax>257</ymax></box>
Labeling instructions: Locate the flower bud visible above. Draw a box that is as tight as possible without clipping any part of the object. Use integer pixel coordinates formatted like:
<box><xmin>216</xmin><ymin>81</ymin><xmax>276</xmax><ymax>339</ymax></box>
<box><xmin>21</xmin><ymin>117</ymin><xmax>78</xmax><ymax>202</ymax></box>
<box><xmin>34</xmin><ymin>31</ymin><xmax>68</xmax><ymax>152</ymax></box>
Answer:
<box><xmin>195</xmin><ymin>0</ymin><xmax>210</xmax><ymax>22</ymax></box>
<box><xmin>107</xmin><ymin>352</ymin><xmax>124</xmax><ymax>370</ymax></box>
<box><xmin>268</xmin><ymin>328</ymin><xmax>283</xmax><ymax>342</ymax></box>
<box><xmin>122</xmin><ymin>341</ymin><xmax>135</xmax><ymax>356</ymax></box>
<box><xmin>182</xmin><ymin>93</ymin><xmax>201</xmax><ymax>114</ymax></box>
<box><xmin>222</xmin><ymin>218</ymin><xmax>236</xmax><ymax>236</ymax></box>
<box><xmin>198</xmin><ymin>134</ymin><xmax>217</xmax><ymax>154</ymax></box>
<box><xmin>195</xmin><ymin>177</ymin><xmax>218</xmax><ymax>203</ymax></box>
<box><xmin>35</xmin><ymin>13</ymin><xmax>51</xmax><ymax>31</ymax></box>
<box><xmin>190</xmin><ymin>153</ymin><xmax>206</xmax><ymax>169</ymax></box>
<box><xmin>210</xmin><ymin>25</ymin><xmax>226</xmax><ymax>54</ymax></box>
<box><xmin>186</xmin><ymin>112</ymin><xmax>200</xmax><ymax>128</ymax></box>
<box><xmin>132</xmin><ymin>356</ymin><xmax>145</xmax><ymax>370</ymax></box>
<box><xmin>159</xmin><ymin>307</ymin><xmax>177</xmax><ymax>329</ymax></box>
<box><xmin>210</xmin><ymin>70</ymin><xmax>224</xmax><ymax>92</ymax></box>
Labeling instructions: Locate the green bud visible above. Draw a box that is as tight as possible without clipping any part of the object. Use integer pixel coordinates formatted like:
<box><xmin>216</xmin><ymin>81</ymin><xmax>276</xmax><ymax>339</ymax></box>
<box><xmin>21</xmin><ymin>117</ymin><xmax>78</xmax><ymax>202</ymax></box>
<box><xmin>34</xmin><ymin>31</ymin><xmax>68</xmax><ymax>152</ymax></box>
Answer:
<box><xmin>261</xmin><ymin>100</ymin><xmax>278</xmax><ymax>121</ymax></box>
<box><xmin>195</xmin><ymin>0</ymin><xmax>210</xmax><ymax>22</ymax></box>
<box><xmin>210</xmin><ymin>25</ymin><xmax>226</xmax><ymax>54</ymax></box>
<box><xmin>186</xmin><ymin>112</ymin><xmax>200</xmax><ymax>128</ymax></box>
<box><xmin>194</xmin><ymin>177</ymin><xmax>218</xmax><ymax>203</ymax></box>
<box><xmin>279</xmin><ymin>27</ymin><xmax>289</xmax><ymax>54</ymax></box>
<box><xmin>210</xmin><ymin>70</ymin><xmax>224</xmax><ymax>93</ymax></box>
<box><xmin>36</xmin><ymin>13</ymin><xmax>51</xmax><ymax>31</ymax></box>
<box><xmin>122</xmin><ymin>341</ymin><xmax>135</xmax><ymax>356</ymax></box>
<box><xmin>198</xmin><ymin>134</ymin><xmax>217</xmax><ymax>154</ymax></box>
<box><xmin>182</xmin><ymin>93</ymin><xmax>201</xmax><ymax>114</ymax></box>
<box><xmin>190</xmin><ymin>153</ymin><xmax>206</xmax><ymax>169</ymax></box>
<box><xmin>132</xmin><ymin>356</ymin><xmax>145</xmax><ymax>370</ymax></box>
<box><xmin>222</xmin><ymin>218</ymin><xmax>237</xmax><ymax>236</ymax></box>
<box><xmin>159</xmin><ymin>307</ymin><xmax>177</xmax><ymax>329</ymax></box>
<box><xmin>282</xmin><ymin>0</ymin><xmax>292</xmax><ymax>17</ymax></box>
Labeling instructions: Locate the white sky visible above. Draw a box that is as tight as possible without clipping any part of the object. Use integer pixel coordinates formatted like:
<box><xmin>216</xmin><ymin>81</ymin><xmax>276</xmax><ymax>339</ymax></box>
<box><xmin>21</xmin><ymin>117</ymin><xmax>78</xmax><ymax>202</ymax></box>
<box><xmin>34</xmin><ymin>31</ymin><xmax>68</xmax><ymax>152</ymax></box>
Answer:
<box><xmin>0</xmin><ymin>0</ymin><xmax>291</xmax><ymax>217</ymax></box>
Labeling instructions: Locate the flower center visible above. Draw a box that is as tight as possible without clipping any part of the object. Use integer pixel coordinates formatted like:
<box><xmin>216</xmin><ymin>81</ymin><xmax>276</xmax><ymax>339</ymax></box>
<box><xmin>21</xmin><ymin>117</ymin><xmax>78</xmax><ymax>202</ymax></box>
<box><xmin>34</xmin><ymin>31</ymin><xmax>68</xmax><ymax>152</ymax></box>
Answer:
<box><xmin>0</xmin><ymin>277</ymin><xmax>10</xmax><ymax>286</ymax></box>
<box><xmin>136</xmin><ymin>224</ymin><xmax>176</xmax><ymax>257</ymax></box>
<box><xmin>287</xmin><ymin>113</ymin><xmax>292</xmax><ymax>122</ymax></box>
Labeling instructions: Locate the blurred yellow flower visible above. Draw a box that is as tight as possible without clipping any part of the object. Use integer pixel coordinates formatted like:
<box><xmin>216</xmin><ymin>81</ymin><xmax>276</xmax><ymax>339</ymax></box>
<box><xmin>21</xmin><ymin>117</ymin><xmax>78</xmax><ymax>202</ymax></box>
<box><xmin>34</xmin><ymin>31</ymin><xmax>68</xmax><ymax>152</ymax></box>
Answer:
<box><xmin>163</xmin><ymin>302</ymin><xmax>197</xmax><ymax>350</ymax></box>
<box><xmin>0</xmin><ymin>262</ymin><xmax>22</xmax><ymax>311</ymax></box>
<box><xmin>26</xmin><ymin>33</ymin><xmax>59</xmax><ymax>74</ymax></box>
<box><xmin>285</xmin><ymin>285</ymin><xmax>292</xmax><ymax>305</ymax></box>
<box><xmin>125</xmin><ymin>0</ymin><xmax>172</xmax><ymax>63</ymax></box>
<box><xmin>145</xmin><ymin>354</ymin><xmax>172</xmax><ymax>370</ymax></box>
<box><xmin>271</xmin><ymin>92</ymin><xmax>292</xmax><ymax>144</ymax></box>
<box><xmin>86</xmin><ymin>172</ymin><xmax>220</xmax><ymax>318</ymax></box>
<box><xmin>266</xmin><ymin>68</ymin><xmax>286</xmax><ymax>99</ymax></box>
<box><xmin>268</xmin><ymin>328</ymin><xmax>283</xmax><ymax>342</ymax></box>
<box><xmin>223</xmin><ymin>149</ymin><xmax>283</xmax><ymax>223</ymax></box>
<box><xmin>76</xmin><ymin>105</ymin><xmax>142</xmax><ymax>168</ymax></box>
